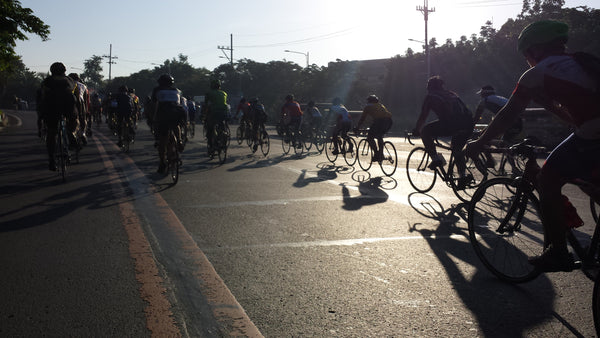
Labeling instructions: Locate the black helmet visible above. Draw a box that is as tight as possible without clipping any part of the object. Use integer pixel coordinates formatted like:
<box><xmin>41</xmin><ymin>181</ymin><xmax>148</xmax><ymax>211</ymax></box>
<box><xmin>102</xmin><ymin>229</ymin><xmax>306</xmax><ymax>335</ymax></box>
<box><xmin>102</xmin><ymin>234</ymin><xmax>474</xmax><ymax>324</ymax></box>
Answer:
<box><xmin>518</xmin><ymin>20</ymin><xmax>568</xmax><ymax>54</ymax></box>
<box><xmin>285</xmin><ymin>94</ymin><xmax>294</xmax><ymax>101</ymax></box>
<box><xmin>68</xmin><ymin>73</ymin><xmax>80</xmax><ymax>81</ymax></box>
<box><xmin>210</xmin><ymin>79</ymin><xmax>221</xmax><ymax>89</ymax></box>
<box><xmin>119</xmin><ymin>85</ymin><xmax>128</xmax><ymax>92</ymax></box>
<box><xmin>367</xmin><ymin>95</ymin><xmax>379</xmax><ymax>103</ymax></box>
<box><xmin>158</xmin><ymin>74</ymin><xmax>174</xmax><ymax>86</ymax></box>
<box><xmin>427</xmin><ymin>76</ymin><xmax>444</xmax><ymax>91</ymax></box>
<box><xmin>50</xmin><ymin>62</ymin><xmax>66</xmax><ymax>75</ymax></box>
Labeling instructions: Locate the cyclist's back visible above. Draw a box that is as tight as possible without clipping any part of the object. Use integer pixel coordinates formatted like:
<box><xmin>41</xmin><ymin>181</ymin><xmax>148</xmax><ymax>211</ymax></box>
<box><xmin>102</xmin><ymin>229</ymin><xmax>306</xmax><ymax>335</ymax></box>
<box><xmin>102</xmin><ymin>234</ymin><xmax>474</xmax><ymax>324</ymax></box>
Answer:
<box><xmin>204</xmin><ymin>80</ymin><xmax>229</xmax><ymax>155</ymax></box>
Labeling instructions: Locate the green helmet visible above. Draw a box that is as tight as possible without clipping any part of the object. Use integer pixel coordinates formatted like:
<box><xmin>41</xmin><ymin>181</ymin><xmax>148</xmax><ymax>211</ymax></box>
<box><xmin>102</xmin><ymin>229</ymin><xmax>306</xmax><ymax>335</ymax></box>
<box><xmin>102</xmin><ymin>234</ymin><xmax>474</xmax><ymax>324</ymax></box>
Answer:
<box><xmin>517</xmin><ymin>20</ymin><xmax>568</xmax><ymax>54</ymax></box>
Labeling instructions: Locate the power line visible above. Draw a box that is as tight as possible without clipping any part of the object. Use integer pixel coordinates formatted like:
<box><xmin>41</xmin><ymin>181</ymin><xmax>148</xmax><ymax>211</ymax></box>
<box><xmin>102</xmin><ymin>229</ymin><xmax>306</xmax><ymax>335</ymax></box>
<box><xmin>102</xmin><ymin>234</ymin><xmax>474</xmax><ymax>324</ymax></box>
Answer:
<box><xmin>102</xmin><ymin>44</ymin><xmax>118</xmax><ymax>81</ymax></box>
<box><xmin>235</xmin><ymin>28</ymin><xmax>355</xmax><ymax>49</ymax></box>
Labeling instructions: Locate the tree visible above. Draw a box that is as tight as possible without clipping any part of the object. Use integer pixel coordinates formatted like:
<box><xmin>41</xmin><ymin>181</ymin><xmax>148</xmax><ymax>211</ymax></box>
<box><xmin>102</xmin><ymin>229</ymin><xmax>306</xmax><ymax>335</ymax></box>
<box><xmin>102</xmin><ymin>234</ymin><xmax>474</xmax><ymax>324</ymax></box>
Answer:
<box><xmin>81</xmin><ymin>55</ymin><xmax>103</xmax><ymax>90</ymax></box>
<box><xmin>0</xmin><ymin>0</ymin><xmax>49</xmax><ymax>72</ymax></box>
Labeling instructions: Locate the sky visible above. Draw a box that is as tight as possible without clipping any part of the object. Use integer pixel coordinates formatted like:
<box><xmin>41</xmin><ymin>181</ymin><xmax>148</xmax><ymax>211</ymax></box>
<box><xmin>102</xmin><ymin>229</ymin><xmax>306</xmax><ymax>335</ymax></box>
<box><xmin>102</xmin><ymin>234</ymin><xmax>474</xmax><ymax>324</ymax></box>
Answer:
<box><xmin>14</xmin><ymin>0</ymin><xmax>600</xmax><ymax>79</ymax></box>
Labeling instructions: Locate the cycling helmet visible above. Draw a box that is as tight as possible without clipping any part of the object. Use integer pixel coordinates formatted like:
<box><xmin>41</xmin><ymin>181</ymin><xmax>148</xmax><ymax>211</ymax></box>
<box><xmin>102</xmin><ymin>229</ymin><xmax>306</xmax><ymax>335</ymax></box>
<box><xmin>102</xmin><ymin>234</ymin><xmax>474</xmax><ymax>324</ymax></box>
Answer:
<box><xmin>119</xmin><ymin>85</ymin><xmax>128</xmax><ymax>92</ymax></box>
<box><xmin>367</xmin><ymin>95</ymin><xmax>379</xmax><ymax>103</ymax></box>
<box><xmin>210</xmin><ymin>79</ymin><xmax>221</xmax><ymax>89</ymax></box>
<box><xmin>128</xmin><ymin>88</ymin><xmax>135</xmax><ymax>94</ymax></box>
<box><xmin>158</xmin><ymin>74</ymin><xmax>174</xmax><ymax>86</ymax></box>
<box><xmin>68</xmin><ymin>73</ymin><xmax>80</xmax><ymax>81</ymax></box>
<box><xmin>426</xmin><ymin>76</ymin><xmax>444</xmax><ymax>90</ymax></box>
<box><xmin>250</xmin><ymin>97</ymin><xmax>259</xmax><ymax>103</ymax></box>
<box><xmin>285</xmin><ymin>94</ymin><xmax>294</xmax><ymax>101</ymax></box>
<box><xmin>517</xmin><ymin>20</ymin><xmax>568</xmax><ymax>54</ymax></box>
<box><xmin>50</xmin><ymin>62</ymin><xmax>67</xmax><ymax>75</ymax></box>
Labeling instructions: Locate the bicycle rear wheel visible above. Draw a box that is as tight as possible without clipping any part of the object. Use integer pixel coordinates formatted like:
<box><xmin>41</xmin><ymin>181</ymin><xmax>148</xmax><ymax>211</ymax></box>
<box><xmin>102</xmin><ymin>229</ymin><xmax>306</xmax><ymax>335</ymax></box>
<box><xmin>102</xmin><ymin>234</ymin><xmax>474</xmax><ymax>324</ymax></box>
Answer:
<box><xmin>56</xmin><ymin>127</ymin><xmax>67</xmax><ymax>182</ymax></box>
<box><xmin>302</xmin><ymin>128</ymin><xmax>313</xmax><ymax>152</ymax></box>
<box><xmin>357</xmin><ymin>139</ymin><xmax>372</xmax><ymax>171</ymax></box>
<box><xmin>325</xmin><ymin>140</ymin><xmax>338</xmax><ymax>163</ymax></box>
<box><xmin>379</xmin><ymin>141</ymin><xmax>398</xmax><ymax>176</ymax></box>
<box><xmin>260</xmin><ymin>129</ymin><xmax>270</xmax><ymax>156</ymax></box>
<box><xmin>282</xmin><ymin>130</ymin><xmax>291</xmax><ymax>155</ymax></box>
<box><xmin>315</xmin><ymin>130</ymin><xmax>325</xmax><ymax>153</ymax></box>
<box><xmin>167</xmin><ymin>131</ymin><xmax>179</xmax><ymax>184</ymax></box>
<box><xmin>449</xmin><ymin>154</ymin><xmax>488</xmax><ymax>203</ymax></box>
<box><xmin>343</xmin><ymin>137</ymin><xmax>358</xmax><ymax>166</ymax></box>
<box><xmin>468</xmin><ymin>177</ymin><xmax>544</xmax><ymax>283</ymax></box>
<box><xmin>406</xmin><ymin>147</ymin><xmax>435</xmax><ymax>192</ymax></box>
<box><xmin>217</xmin><ymin>125</ymin><xmax>228</xmax><ymax>164</ymax></box>
<box><xmin>236</xmin><ymin>125</ymin><xmax>243</xmax><ymax>145</ymax></box>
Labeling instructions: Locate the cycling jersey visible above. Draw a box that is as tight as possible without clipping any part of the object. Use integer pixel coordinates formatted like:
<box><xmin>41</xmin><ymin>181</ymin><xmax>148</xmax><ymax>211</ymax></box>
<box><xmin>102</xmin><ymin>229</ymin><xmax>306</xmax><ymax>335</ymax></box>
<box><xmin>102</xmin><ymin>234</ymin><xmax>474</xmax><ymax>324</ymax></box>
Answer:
<box><xmin>357</xmin><ymin>102</ymin><xmax>391</xmax><ymax>127</ymax></box>
<box><xmin>514</xmin><ymin>54</ymin><xmax>600</xmax><ymax>139</ymax></box>
<box><xmin>477</xmin><ymin>94</ymin><xmax>508</xmax><ymax>114</ymax></box>
<box><xmin>204</xmin><ymin>89</ymin><xmax>228</xmax><ymax>121</ymax></box>
<box><xmin>331</xmin><ymin>104</ymin><xmax>351</xmax><ymax>123</ymax></box>
<box><xmin>421</xmin><ymin>89</ymin><xmax>471</xmax><ymax>124</ymax></box>
<box><xmin>281</xmin><ymin>101</ymin><xmax>303</xmax><ymax>117</ymax></box>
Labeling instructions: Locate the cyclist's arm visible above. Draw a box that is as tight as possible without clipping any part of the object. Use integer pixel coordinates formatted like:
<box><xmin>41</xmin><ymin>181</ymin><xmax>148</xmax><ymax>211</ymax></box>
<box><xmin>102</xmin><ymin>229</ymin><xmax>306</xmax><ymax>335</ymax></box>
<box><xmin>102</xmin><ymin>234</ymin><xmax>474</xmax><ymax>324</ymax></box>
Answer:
<box><xmin>414</xmin><ymin>97</ymin><xmax>432</xmax><ymax>133</ymax></box>
<box><xmin>473</xmin><ymin>101</ymin><xmax>485</xmax><ymax>123</ymax></box>
<box><xmin>469</xmin><ymin>91</ymin><xmax>529</xmax><ymax>150</ymax></box>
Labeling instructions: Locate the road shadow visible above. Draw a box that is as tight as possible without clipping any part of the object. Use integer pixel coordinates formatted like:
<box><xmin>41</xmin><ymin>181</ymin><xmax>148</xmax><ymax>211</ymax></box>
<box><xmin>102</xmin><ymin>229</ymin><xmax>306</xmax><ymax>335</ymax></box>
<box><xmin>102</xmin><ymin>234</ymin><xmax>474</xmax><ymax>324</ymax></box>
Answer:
<box><xmin>341</xmin><ymin>176</ymin><xmax>391</xmax><ymax>210</ymax></box>
<box><xmin>405</xmin><ymin>192</ymin><xmax>586</xmax><ymax>337</ymax></box>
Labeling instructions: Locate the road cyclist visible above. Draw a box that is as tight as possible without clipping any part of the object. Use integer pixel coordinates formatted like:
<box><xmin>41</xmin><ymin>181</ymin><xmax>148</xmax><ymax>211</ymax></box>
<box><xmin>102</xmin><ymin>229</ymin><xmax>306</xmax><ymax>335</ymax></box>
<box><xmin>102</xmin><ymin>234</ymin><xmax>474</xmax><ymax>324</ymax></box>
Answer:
<box><xmin>280</xmin><ymin>94</ymin><xmax>304</xmax><ymax>155</ymax></box>
<box><xmin>203</xmin><ymin>79</ymin><xmax>230</xmax><ymax>163</ymax></box>
<box><xmin>151</xmin><ymin>74</ymin><xmax>186</xmax><ymax>174</ymax></box>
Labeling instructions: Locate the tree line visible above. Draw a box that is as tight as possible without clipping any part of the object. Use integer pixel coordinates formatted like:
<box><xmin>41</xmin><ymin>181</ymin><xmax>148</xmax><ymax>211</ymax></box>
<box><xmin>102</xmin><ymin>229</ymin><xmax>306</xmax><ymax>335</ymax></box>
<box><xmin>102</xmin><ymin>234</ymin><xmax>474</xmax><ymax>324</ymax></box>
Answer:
<box><xmin>2</xmin><ymin>0</ymin><xmax>598</xmax><ymax>131</ymax></box>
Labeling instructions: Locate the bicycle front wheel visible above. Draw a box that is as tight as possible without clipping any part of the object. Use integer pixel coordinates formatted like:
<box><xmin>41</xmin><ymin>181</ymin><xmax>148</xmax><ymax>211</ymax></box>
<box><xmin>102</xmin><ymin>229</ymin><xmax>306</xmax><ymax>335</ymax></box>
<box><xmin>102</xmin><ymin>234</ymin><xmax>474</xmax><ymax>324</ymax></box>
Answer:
<box><xmin>406</xmin><ymin>147</ymin><xmax>435</xmax><ymax>192</ymax></box>
<box><xmin>467</xmin><ymin>177</ymin><xmax>544</xmax><ymax>283</ymax></box>
<box><xmin>379</xmin><ymin>141</ymin><xmax>398</xmax><ymax>176</ymax></box>
<box><xmin>357</xmin><ymin>139</ymin><xmax>372</xmax><ymax>171</ymax></box>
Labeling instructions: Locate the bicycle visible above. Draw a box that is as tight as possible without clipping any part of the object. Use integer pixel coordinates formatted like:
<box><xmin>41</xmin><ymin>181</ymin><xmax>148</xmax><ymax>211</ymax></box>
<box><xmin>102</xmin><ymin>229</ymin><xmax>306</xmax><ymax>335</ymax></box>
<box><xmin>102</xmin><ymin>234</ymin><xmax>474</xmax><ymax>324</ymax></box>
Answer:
<box><xmin>325</xmin><ymin>130</ymin><xmax>357</xmax><ymax>166</ymax></box>
<box><xmin>209</xmin><ymin>120</ymin><xmax>230</xmax><ymax>164</ymax></box>
<box><xmin>248</xmin><ymin>122</ymin><xmax>270</xmax><ymax>157</ymax></box>
<box><xmin>120</xmin><ymin>117</ymin><xmax>135</xmax><ymax>152</ymax></box>
<box><xmin>236</xmin><ymin>119</ymin><xmax>251</xmax><ymax>145</ymax></box>
<box><xmin>282</xmin><ymin>123</ymin><xmax>303</xmax><ymax>156</ymax></box>
<box><xmin>54</xmin><ymin>116</ymin><xmax>70</xmax><ymax>182</ymax></box>
<box><xmin>405</xmin><ymin>131</ymin><xmax>486</xmax><ymax>202</ymax></box>
<box><xmin>166</xmin><ymin>126</ymin><xmax>181</xmax><ymax>184</ymax></box>
<box><xmin>356</xmin><ymin>129</ymin><xmax>398</xmax><ymax>177</ymax></box>
<box><xmin>468</xmin><ymin>140</ymin><xmax>600</xmax><ymax>281</ymax></box>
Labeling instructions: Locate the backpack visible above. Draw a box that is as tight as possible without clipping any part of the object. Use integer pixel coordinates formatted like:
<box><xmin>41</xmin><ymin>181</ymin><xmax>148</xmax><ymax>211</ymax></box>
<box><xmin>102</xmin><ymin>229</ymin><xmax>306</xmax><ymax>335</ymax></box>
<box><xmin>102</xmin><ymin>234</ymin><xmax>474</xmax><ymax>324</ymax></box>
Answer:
<box><xmin>573</xmin><ymin>51</ymin><xmax>600</xmax><ymax>93</ymax></box>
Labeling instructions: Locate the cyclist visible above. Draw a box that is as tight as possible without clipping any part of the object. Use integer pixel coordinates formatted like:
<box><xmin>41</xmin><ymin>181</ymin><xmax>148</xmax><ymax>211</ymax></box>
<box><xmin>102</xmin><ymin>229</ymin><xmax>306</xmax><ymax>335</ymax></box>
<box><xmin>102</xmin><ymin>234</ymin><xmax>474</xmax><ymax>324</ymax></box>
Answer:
<box><xmin>246</xmin><ymin>97</ymin><xmax>266</xmax><ymax>152</ymax></box>
<box><xmin>465</xmin><ymin>20</ymin><xmax>600</xmax><ymax>272</ymax></box>
<box><xmin>68</xmin><ymin>73</ymin><xmax>89</xmax><ymax>145</ymax></box>
<box><xmin>305</xmin><ymin>100</ymin><xmax>323</xmax><ymax>130</ymax></box>
<box><xmin>187</xmin><ymin>97</ymin><xmax>197</xmax><ymax>135</ymax></box>
<box><xmin>115</xmin><ymin>85</ymin><xmax>134</xmax><ymax>147</ymax></box>
<box><xmin>90</xmin><ymin>92</ymin><xmax>102</xmax><ymax>124</ymax></box>
<box><xmin>234</xmin><ymin>97</ymin><xmax>252</xmax><ymax>126</ymax></box>
<box><xmin>474</xmin><ymin>85</ymin><xmax>524</xmax><ymax>168</ymax></box>
<box><xmin>280</xmin><ymin>94</ymin><xmax>303</xmax><ymax>146</ymax></box>
<box><xmin>39</xmin><ymin>62</ymin><xmax>77</xmax><ymax>171</ymax></box>
<box><xmin>330</xmin><ymin>97</ymin><xmax>352</xmax><ymax>155</ymax></box>
<box><xmin>203</xmin><ymin>79</ymin><xmax>229</xmax><ymax>157</ymax></box>
<box><xmin>413</xmin><ymin>76</ymin><xmax>473</xmax><ymax>189</ymax></box>
<box><xmin>128</xmin><ymin>87</ymin><xmax>141</xmax><ymax>124</ymax></box>
<box><xmin>151</xmin><ymin>74</ymin><xmax>186</xmax><ymax>174</ymax></box>
<box><xmin>355</xmin><ymin>95</ymin><xmax>392</xmax><ymax>162</ymax></box>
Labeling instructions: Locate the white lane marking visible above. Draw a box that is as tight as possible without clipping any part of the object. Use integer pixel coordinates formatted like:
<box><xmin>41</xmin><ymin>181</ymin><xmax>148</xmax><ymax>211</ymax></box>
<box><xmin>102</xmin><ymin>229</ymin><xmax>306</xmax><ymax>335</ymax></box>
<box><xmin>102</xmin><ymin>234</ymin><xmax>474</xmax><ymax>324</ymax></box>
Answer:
<box><xmin>200</xmin><ymin>233</ymin><xmax>469</xmax><ymax>251</ymax></box>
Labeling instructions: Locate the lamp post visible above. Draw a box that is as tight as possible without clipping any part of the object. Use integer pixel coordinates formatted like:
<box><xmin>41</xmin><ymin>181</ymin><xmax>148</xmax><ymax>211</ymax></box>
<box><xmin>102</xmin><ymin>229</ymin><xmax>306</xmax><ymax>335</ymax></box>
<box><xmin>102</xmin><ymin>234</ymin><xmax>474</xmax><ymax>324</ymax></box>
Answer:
<box><xmin>408</xmin><ymin>38</ymin><xmax>430</xmax><ymax>81</ymax></box>
<box><xmin>284</xmin><ymin>50</ymin><xmax>309</xmax><ymax>68</ymax></box>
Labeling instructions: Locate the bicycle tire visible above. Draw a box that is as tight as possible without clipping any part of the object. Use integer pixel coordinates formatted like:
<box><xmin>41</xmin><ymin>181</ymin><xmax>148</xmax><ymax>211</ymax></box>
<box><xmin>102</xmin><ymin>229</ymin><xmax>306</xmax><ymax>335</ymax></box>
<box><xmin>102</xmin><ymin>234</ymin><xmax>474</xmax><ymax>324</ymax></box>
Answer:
<box><xmin>56</xmin><ymin>126</ymin><xmax>67</xmax><ymax>182</ymax></box>
<box><xmin>325</xmin><ymin>140</ymin><xmax>338</xmax><ymax>163</ymax></box>
<box><xmin>302</xmin><ymin>129</ymin><xmax>313</xmax><ymax>152</ymax></box>
<box><xmin>236</xmin><ymin>125</ymin><xmax>243</xmax><ymax>145</ymax></box>
<box><xmin>315</xmin><ymin>130</ymin><xmax>326</xmax><ymax>153</ymax></box>
<box><xmin>167</xmin><ymin>131</ymin><xmax>179</xmax><ymax>184</ymax></box>
<box><xmin>467</xmin><ymin>177</ymin><xmax>544</xmax><ymax>283</ymax></box>
<box><xmin>282</xmin><ymin>129</ymin><xmax>291</xmax><ymax>155</ymax></box>
<box><xmin>260</xmin><ymin>129</ymin><xmax>270</xmax><ymax>156</ymax></box>
<box><xmin>218</xmin><ymin>124</ymin><xmax>228</xmax><ymax>164</ymax></box>
<box><xmin>593</xmin><ymin>274</ymin><xmax>600</xmax><ymax>337</ymax></box>
<box><xmin>406</xmin><ymin>147</ymin><xmax>436</xmax><ymax>192</ymax></box>
<box><xmin>357</xmin><ymin>139</ymin><xmax>372</xmax><ymax>171</ymax></box>
<box><xmin>343</xmin><ymin>137</ymin><xmax>358</xmax><ymax>167</ymax></box>
<box><xmin>379</xmin><ymin>141</ymin><xmax>398</xmax><ymax>176</ymax></box>
<box><xmin>448</xmin><ymin>154</ymin><xmax>488</xmax><ymax>203</ymax></box>
<box><xmin>293</xmin><ymin>131</ymin><xmax>304</xmax><ymax>156</ymax></box>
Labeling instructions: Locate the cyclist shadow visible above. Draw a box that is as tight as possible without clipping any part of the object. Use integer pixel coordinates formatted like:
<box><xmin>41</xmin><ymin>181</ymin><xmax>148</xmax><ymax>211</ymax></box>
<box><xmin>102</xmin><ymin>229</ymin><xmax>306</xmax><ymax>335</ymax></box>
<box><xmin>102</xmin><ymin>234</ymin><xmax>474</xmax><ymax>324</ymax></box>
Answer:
<box><xmin>293</xmin><ymin>165</ymin><xmax>338</xmax><ymax>188</ymax></box>
<box><xmin>341</xmin><ymin>176</ymin><xmax>389</xmax><ymax>210</ymax></box>
<box><xmin>406</xmin><ymin>193</ymin><xmax>576</xmax><ymax>337</ymax></box>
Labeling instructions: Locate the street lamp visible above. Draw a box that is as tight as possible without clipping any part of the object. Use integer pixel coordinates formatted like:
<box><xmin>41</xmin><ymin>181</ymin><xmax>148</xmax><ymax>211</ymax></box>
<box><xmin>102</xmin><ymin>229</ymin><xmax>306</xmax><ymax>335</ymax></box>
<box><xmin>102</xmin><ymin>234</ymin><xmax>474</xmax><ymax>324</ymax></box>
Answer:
<box><xmin>284</xmin><ymin>50</ymin><xmax>309</xmax><ymax>68</ymax></box>
<box><xmin>408</xmin><ymin>38</ymin><xmax>430</xmax><ymax>81</ymax></box>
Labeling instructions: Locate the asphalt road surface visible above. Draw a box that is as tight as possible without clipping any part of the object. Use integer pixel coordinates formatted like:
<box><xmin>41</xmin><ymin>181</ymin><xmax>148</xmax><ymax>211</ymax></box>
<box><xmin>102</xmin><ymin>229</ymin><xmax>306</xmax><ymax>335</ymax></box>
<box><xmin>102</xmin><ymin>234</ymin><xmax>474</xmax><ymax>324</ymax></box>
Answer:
<box><xmin>1</xmin><ymin>110</ymin><xmax>597</xmax><ymax>337</ymax></box>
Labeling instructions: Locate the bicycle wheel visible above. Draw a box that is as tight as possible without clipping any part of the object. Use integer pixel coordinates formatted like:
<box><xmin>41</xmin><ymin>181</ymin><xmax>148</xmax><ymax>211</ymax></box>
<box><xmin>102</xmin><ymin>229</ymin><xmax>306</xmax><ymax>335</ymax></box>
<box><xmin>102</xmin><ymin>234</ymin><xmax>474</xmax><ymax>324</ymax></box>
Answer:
<box><xmin>167</xmin><ymin>132</ymin><xmax>179</xmax><ymax>184</ymax></box>
<box><xmin>260</xmin><ymin>129</ymin><xmax>270</xmax><ymax>156</ymax></box>
<box><xmin>282</xmin><ymin>129</ymin><xmax>291</xmax><ymax>155</ymax></box>
<box><xmin>357</xmin><ymin>139</ymin><xmax>373</xmax><ymax>171</ymax></box>
<box><xmin>343</xmin><ymin>137</ymin><xmax>358</xmax><ymax>167</ymax></box>
<box><xmin>468</xmin><ymin>177</ymin><xmax>544</xmax><ymax>283</ymax></box>
<box><xmin>122</xmin><ymin>123</ymin><xmax>130</xmax><ymax>153</ymax></box>
<box><xmin>406</xmin><ymin>147</ymin><xmax>436</xmax><ymax>192</ymax></box>
<box><xmin>449</xmin><ymin>154</ymin><xmax>488</xmax><ymax>203</ymax></box>
<box><xmin>325</xmin><ymin>140</ymin><xmax>338</xmax><ymax>163</ymax></box>
<box><xmin>236</xmin><ymin>125</ymin><xmax>243</xmax><ymax>145</ymax></box>
<box><xmin>302</xmin><ymin>129</ymin><xmax>313</xmax><ymax>152</ymax></box>
<box><xmin>379</xmin><ymin>141</ymin><xmax>398</xmax><ymax>176</ymax></box>
<box><xmin>56</xmin><ymin>127</ymin><xmax>67</xmax><ymax>182</ymax></box>
<box><xmin>293</xmin><ymin>132</ymin><xmax>304</xmax><ymax>156</ymax></box>
<box><xmin>217</xmin><ymin>125</ymin><xmax>228</xmax><ymax>164</ymax></box>
<box><xmin>315</xmin><ymin>130</ymin><xmax>326</xmax><ymax>153</ymax></box>
<box><xmin>593</xmin><ymin>274</ymin><xmax>600</xmax><ymax>337</ymax></box>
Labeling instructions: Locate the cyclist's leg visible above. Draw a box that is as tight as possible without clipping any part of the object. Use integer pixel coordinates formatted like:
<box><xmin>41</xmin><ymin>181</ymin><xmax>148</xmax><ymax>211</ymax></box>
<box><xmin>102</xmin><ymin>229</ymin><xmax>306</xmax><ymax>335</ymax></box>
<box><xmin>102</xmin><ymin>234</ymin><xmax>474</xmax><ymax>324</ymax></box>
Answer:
<box><xmin>450</xmin><ymin>128</ymin><xmax>471</xmax><ymax>177</ymax></box>
<box><xmin>45</xmin><ymin>118</ymin><xmax>58</xmax><ymax>169</ymax></box>
<box><xmin>420</xmin><ymin>120</ymin><xmax>444</xmax><ymax>159</ymax></box>
<box><xmin>533</xmin><ymin>134</ymin><xmax>597</xmax><ymax>270</ymax></box>
<box><xmin>157</xmin><ymin>125</ymin><xmax>169</xmax><ymax>172</ymax></box>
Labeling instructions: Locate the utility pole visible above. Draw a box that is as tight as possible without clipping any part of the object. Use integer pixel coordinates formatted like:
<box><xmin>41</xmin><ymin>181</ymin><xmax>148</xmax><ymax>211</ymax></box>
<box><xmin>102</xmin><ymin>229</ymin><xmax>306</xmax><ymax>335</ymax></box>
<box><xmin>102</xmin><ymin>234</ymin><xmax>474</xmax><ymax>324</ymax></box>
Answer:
<box><xmin>217</xmin><ymin>34</ymin><xmax>234</xmax><ymax>68</ymax></box>
<box><xmin>102</xmin><ymin>44</ymin><xmax>118</xmax><ymax>81</ymax></box>
<box><xmin>416</xmin><ymin>0</ymin><xmax>435</xmax><ymax>81</ymax></box>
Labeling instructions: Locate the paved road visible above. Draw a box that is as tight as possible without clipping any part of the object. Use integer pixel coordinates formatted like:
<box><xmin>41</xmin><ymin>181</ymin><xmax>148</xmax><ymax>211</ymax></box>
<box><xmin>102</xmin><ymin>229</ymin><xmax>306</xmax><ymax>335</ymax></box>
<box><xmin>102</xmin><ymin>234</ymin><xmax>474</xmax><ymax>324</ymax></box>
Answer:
<box><xmin>1</xmin><ymin>110</ymin><xmax>597</xmax><ymax>337</ymax></box>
